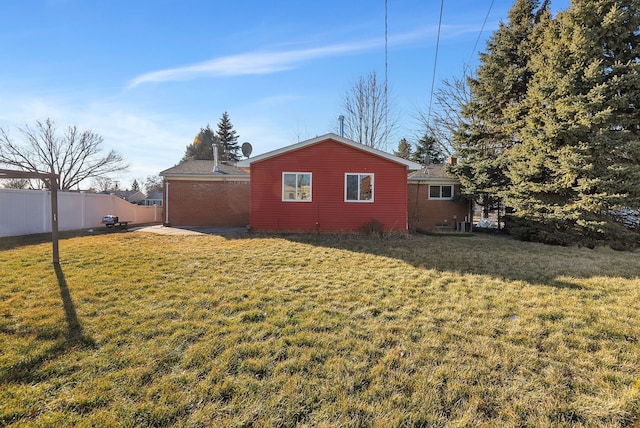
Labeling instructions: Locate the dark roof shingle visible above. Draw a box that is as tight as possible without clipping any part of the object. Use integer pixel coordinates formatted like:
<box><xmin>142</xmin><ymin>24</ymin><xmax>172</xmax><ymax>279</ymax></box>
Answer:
<box><xmin>407</xmin><ymin>163</ymin><xmax>457</xmax><ymax>181</ymax></box>
<box><xmin>160</xmin><ymin>160</ymin><xmax>248</xmax><ymax>177</ymax></box>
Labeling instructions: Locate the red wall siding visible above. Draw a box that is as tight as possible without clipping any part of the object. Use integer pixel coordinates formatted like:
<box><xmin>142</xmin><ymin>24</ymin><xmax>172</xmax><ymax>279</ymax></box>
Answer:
<box><xmin>166</xmin><ymin>180</ymin><xmax>250</xmax><ymax>227</ymax></box>
<box><xmin>250</xmin><ymin>140</ymin><xmax>408</xmax><ymax>232</ymax></box>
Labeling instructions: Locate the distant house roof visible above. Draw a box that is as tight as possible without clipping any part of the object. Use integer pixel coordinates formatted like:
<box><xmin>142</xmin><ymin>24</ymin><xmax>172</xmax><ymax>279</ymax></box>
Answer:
<box><xmin>160</xmin><ymin>160</ymin><xmax>249</xmax><ymax>181</ymax></box>
<box><xmin>236</xmin><ymin>133</ymin><xmax>422</xmax><ymax>170</ymax></box>
<box><xmin>408</xmin><ymin>163</ymin><xmax>459</xmax><ymax>182</ymax></box>
<box><xmin>145</xmin><ymin>192</ymin><xmax>163</xmax><ymax>200</ymax></box>
<box><xmin>103</xmin><ymin>190</ymin><xmax>147</xmax><ymax>203</ymax></box>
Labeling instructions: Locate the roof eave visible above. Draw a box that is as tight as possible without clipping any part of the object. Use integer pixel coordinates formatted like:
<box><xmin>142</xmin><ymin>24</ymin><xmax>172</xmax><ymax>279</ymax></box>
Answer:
<box><xmin>161</xmin><ymin>173</ymin><xmax>249</xmax><ymax>180</ymax></box>
<box><xmin>408</xmin><ymin>177</ymin><xmax>460</xmax><ymax>182</ymax></box>
<box><xmin>236</xmin><ymin>133</ymin><xmax>423</xmax><ymax>170</ymax></box>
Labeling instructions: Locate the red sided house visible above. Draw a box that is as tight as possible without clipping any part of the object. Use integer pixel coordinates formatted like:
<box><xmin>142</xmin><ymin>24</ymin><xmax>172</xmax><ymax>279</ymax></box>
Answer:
<box><xmin>236</xmin><ymin>134</ymin><xmax>422</xmax><ymax>233</ymax></box>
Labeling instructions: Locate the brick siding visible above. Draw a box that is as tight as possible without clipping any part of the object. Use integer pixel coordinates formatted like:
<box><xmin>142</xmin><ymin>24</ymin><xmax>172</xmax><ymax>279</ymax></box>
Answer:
<box><xmin>407</xmin><ymin>183</ymin><xmax>471</xmax><ymax>231</ymax></box>
<box><xmin>165</xmin><ymin>180</ymin><xmax>250</xmax><ymax>227</ymax></box>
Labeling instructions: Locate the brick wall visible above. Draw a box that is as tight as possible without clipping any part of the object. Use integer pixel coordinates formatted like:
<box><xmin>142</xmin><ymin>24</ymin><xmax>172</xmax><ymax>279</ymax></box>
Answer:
<box><xmin>408</xmin><ymin>183</ymin><xmax>471</xmax><ymax>231</ymax></box>
<box><xmin>165</xmin><ymin>180</ymin><xmax>250</xmax><ymax>227</ymax></box>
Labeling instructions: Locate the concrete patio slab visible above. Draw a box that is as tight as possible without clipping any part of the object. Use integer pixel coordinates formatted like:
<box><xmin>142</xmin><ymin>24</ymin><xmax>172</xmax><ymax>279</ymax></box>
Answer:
<box><xmin>133</xmin><ymin>225</ymin><xmax>248</xmax><ymax>236</ymax></box>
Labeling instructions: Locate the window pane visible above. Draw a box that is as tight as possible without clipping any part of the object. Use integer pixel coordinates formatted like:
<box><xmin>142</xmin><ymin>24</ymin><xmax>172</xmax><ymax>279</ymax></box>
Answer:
<box><xmin>297</xmin><ymin>174</ymin><xmax>311</xmax><ymax>200</ymax></box>
<box><xmin>283</xmin><ymin>174</ymin><xmax>296</xmax><ymax>200</ymax></box>
<box><xmin>359</xmin><ymin>175</ymin><xmax>372</xmax><ymax>200</ymax></box>
<box><xmin>346</xmin><ymin>175</ymin><xmax>358</xmax><ymax>200</ymax></box>
<box><xmin>429</xmin><ymin>185</ymin><xmax>440</xmax><ymax>198</ymax></box>
<box><xmin>442</xmin><ymin>185</ymin><xmax>452</xmax><ymax>198</ymax></box>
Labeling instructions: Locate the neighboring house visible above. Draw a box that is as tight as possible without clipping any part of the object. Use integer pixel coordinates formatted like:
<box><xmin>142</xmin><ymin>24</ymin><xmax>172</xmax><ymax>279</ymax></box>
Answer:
<box><xmin>236</xmin><ymin>133</ymin><xmax>422</xmax><ymax>233</ymax></box>
<box><xmin>102</xmin><ymin>190</ymin><xmax>146</xmax><ymax>204</ymax></box>
<box><xmin>408</xmin><ymin>162</ymin><xmax>473</xmax><ymax>232</ymax></box>
<box><xmin>142</xmin><ymin>192</ymin><xmax>163</xmax><ymax>207</ymax></box>
<box><xmin>160</xmin><ymin>160</ymin><xmax>250</xmax><ymax>227</ymax></box>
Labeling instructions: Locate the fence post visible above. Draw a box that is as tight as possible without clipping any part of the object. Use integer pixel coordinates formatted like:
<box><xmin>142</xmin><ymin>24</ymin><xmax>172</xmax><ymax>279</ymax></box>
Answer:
<box><xmin>43</xmin><ymin>190</ymin><xmax>48</xmax><ymax>233</ymax></box>
<box><xmin>50</xmin><ymin>176</ymin><xmax>59</xmax><ymax>264</ymax></box>
<box><xmin>81</xmin><ymin>192</ymin><xmax>86</xmax><ymax>228</ymax></box>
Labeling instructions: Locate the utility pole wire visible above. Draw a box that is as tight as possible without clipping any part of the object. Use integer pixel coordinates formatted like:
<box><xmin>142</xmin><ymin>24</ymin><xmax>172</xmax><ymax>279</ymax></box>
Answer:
<box><xmin>426</xmin><ymin>0</ymin><xmax>445</xmax><ymax>127</ymax></box>
<box><xmin>384</xmin><ymin>0</ymin><xmax>388</xmax><ymax>148</ymax></box>
<box><xmin>467</xmin><ymin>0</ymin><xmax>495</xmax><ymax>68</ymax></box>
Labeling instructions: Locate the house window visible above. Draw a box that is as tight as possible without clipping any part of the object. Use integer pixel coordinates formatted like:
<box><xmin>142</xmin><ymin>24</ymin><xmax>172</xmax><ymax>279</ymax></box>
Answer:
<box><xmin>282</xmin><ymin>172</ymin><xmax>312</xmax><ymax>202</ymax></box>
<box><xmin>429</xmin><ymin>185</ymin><xmax>454</xmax><ymax>200</ymax></box>
<box><xmin>345</xmin><ymin>173</ymin><xmax>374</xmax><ymax>202</ymax></box>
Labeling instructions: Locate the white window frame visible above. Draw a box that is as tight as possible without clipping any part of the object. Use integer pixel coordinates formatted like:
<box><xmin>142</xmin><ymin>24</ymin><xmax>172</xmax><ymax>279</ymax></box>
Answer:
<box><xmin>282</xmin><ymin>172</ymin><xmax>312</xmax><ymax>202</ymax></box>
<box><xmin>344</xmin><ymin>173</ymin><xmax>374</xmax><ymax>203</ymax></box>
<box><xmin>428</xmin><ymin>184</ymin><xmax>454</xmax><ymax>200</ymax></box>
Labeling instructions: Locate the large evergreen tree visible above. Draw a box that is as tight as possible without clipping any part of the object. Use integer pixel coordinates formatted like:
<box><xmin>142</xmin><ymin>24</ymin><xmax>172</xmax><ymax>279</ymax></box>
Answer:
<box><xmin>181</xmin><ymin>124</ymin><xmax>218</xmax><ymax>163</ymax></box>
<box><xmin>451</xmin><ymin>0</ymin><xmax>545</xmax><ymax>218</ymax></box>
<box><xmin>216</xmin><ymin>111</ymin><xmax>240</xmax><ymax>162</ymax></box>
<box><xmin>394</xmin><ymin>138</ymin><xmax>412</xmax><ymax>160</ymax></box>
<box><xmin>505</xmin><ymin>0</ymin><xmax>640</xmax><ymax>246</ymax></box>
<box><xmin>412</xmin><ymin>134</ymin><xmax>445</xmax><ymax>165</ymax></box>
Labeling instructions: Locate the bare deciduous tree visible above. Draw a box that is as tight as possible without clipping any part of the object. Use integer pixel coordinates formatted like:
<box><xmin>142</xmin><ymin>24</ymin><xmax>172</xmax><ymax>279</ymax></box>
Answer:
<box><xmin>1</xmin><ymin>178</ymin><xmax>31</xmax><ymax>189</ymax></box>
<box><xmin>0</xmin><ymin>118</ymin><xmax>128</xmax><ymax>190</ymax></box>
<box><xmin>417</xmin><ymin>72</ymin><xmax>474</xmax><ymax>157</ymax></box>
<box><xmin>144</xmin><ymin>175</ymin><xmax>163</xmax><ymax>195</ymax></box>
<box><xmin>92</xmin><ymin>176</ymin><xmax>115</xmax><ymax>192</ymax></box>
<box><xmin>342</xmin><ymin>71</ymin><xmax>396</xmax><ymax>150</ymax></box>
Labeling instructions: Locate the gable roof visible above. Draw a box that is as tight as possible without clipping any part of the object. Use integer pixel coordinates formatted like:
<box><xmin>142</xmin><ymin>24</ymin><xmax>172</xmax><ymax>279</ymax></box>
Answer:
<box><xmin>408</xmin><ymin>163</ymin><xmax>459</xmax><ymax>182</ymax></box>
<box><xmin>103</xmin><ymin>190</ymin><xmax>144</xmax><ymax>197</ymax></box>
<box><xmin>145</xmin><ymin>192</ymin><xmax>163</xmax><ymax>200</ymax></box>
<box><xmin>160</xmin><ymin>160</ymin><xmax>249</xmax><ymax>180</ymax></box>
<box><xmin>236</xmin><ymin>133</ymin><xmax>422</xmax><ymax>170</ymax></box>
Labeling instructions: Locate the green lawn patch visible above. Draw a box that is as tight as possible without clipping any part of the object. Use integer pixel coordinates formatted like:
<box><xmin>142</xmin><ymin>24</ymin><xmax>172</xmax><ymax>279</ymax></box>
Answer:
<box><xmin>1</xmin><ymin>232</ymin><xmax>639</xmax><ymax>426</ymax></box>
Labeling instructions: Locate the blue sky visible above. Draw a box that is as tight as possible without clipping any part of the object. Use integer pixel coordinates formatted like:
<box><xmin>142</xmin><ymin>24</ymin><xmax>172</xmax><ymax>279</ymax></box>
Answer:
<box><xmin>0</xmin><ymin>0</ymin><xmax>569</xmax><ymax>189</ymax></box>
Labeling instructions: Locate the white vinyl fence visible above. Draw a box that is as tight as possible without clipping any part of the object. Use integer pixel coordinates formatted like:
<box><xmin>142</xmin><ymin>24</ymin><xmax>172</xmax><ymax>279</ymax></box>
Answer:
<box><xmin>0</xmin><ymin>189</ymin><xmax>162</xmax><ymax>237</ymax></box>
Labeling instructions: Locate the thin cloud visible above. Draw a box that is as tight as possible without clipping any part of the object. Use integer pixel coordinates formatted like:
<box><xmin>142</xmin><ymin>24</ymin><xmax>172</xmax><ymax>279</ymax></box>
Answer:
<box><xmin>127</xmin><ymin>38</ymin><xmax>382</xmax><ymax>88</ymax></box>
<box><xmin>127</xmin><ymin>24</ymin><xmax>481</xmax><ymax>88</ymax></box>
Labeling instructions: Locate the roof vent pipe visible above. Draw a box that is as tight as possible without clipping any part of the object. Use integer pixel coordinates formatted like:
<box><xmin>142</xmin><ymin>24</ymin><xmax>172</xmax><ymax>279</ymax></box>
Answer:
<box><xmin>213</xmin><ymin>144</ymin><xmax>220</xmax><ymax>172</ymax></box>
<box><xmin>338</xmin><ymin>115</ymin><xmax>345</xmax><ymax>137</ymax></box>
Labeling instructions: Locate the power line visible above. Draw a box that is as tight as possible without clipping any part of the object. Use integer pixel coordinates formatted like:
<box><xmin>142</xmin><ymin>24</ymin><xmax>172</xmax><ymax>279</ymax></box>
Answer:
<box><xmin>385</xmin><ymin>0</ymin><xmax>388</xmax><ymax>147</ymax></box>
<box><xmin>426</xmin><ymin>0</ymin><xmax>445</xmax><ymax>126</ymax></box>
<box><xmin>467</xmin><ymin>0</ymin><xmax>495</xmax><ymax>67</ymax></box>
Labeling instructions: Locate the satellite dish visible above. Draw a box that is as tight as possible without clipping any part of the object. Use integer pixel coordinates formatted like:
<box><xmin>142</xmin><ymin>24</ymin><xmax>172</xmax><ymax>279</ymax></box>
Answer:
<box><xmin>241</xmin><ymin>142</ymin><xmax>253</xmax><ymax>158</ymax></box>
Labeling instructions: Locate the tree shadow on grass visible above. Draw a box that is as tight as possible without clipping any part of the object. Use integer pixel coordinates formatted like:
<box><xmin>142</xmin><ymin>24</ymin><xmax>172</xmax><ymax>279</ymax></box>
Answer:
<box><xmin>54</xmin><ymin>263</ymin><xmax>95</xmax><ymax>346</ymax></box>
<box><xmin>0</xmin><ymin>230</ymin><xmax>92</xmax><ymax>252</ymax></box>
<box><xmin>282</xmin><ymin>233</ymin><xmax>640</xmax><ymax>288</ymax></box>
<box><xmin>0</xmin><ymin>264</ymin><xmax>95</xmax><ymax>384</ymax></box>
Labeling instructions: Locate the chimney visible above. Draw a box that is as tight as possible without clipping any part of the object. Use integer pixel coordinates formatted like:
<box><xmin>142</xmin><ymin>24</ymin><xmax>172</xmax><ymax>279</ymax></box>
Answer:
<box><xmin>447</xmin><ymin>156</ymin><xmax>457</xmax><ymax>166</ymax></box>
<box><xmin>338</xmin><ymin>115</ymin><xmax>345</xmax><ymax>137</ymax></box>
<box><xmin>213</xmin><ymin>144</ymin><xmax>220</xmax><ymax>172</ymax></box>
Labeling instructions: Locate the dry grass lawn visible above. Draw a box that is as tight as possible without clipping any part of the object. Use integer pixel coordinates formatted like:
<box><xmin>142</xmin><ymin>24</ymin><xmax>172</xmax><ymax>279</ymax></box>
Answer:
<box><xmin>1</xmin><ymin>231</ymin><xmax>639</xmax><ymax>427</ymax></box>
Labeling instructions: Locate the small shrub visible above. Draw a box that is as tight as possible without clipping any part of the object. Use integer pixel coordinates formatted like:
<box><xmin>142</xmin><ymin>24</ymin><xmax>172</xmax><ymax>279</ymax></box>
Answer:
<box><xmin>361</xmin><ymin>219</ymin><xmax>384</xmax><ymax>237</ymax></box>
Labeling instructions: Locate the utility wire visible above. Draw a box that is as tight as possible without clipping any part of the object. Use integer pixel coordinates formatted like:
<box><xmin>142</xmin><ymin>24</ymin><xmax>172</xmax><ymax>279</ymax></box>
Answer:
<box><xmin>467</xmin><ymin>0</ymin><xmax>495</xmax><ymax>68</ymax></box>
<box><xmin>384</xmin><ymin>0</ymin><xmax>388</xmax><ymax>148</ymax></box>
<box><xmin>426</xmin><ymin>0</ymin><xmax>445</xmax><ymax>126</ymax></box>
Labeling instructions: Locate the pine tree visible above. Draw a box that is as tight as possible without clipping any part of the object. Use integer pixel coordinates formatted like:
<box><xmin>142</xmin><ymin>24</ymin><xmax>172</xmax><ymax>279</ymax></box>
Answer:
<box><xmin>505</xmin><ymin>0</ymin><xmax>640</xmax><ymax>247</ymax></box>
<box><xmin>131</xmin><ymin>179</ymin><xmax>140</xmax><ymax>192</ymax></box>
<box><xmin>451</xmin><ymin>0</ymin><xmax>545</xmax><ymax>218</ymax></box>
<box><xmin>394</xmin><ymin>138</ymin><xmax>412</xmax><ymax>160</ymax></box>
<box><xmin>181</xmin><ymin>124</ymin><xmax>218</xmax><ymax>163</ymax></box>
<box><xmin>216</xmin><ymin>112</ymin><xmax>240</xmax><ymax>162</ymax></box>
<box><xmin>451</xmin><ymin>120</ymin><xmax>506</xmax><ymax>218</ymax></box>
<box><xmin>412</xmin><ymin>134</ymin><xmax>445</xmax><ymax>165</ymax></box>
